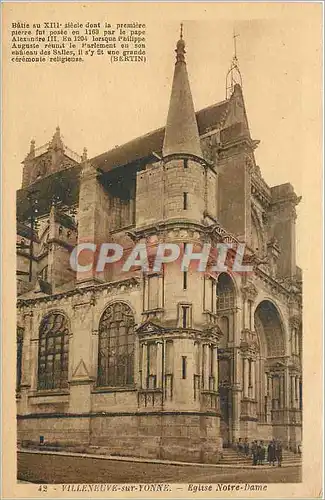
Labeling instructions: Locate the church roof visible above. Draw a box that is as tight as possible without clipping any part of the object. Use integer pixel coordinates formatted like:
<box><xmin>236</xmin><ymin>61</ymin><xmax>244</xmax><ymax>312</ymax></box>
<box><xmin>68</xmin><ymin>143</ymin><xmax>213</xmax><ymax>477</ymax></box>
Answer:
<box><xmin>91</xmin><ymin>99</ymin><xmax>229</xmax><ymax>173</ymax></box>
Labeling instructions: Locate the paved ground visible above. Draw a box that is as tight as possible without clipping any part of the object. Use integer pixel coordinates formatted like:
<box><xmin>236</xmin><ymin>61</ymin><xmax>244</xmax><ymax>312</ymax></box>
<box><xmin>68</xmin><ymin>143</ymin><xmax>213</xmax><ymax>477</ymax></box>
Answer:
<box><xmin>18</xmin><ymin>452</ymin><xmax>302</xmax><ymax>484</ymax></box>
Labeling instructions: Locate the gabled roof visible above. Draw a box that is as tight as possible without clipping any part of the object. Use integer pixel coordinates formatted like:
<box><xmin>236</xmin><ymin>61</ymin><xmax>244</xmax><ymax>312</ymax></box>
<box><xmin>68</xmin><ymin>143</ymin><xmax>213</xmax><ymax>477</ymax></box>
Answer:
<box><xmin>91</xmin><ymin>99</ymin><xmax>229</xmax><ymax>173</ymax></box>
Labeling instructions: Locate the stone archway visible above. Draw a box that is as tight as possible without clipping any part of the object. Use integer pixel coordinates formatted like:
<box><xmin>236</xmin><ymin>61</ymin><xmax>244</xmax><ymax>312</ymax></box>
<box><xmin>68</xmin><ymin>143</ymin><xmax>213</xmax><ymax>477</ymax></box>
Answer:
<box><xmin>254</xmin><ymin>300</ymin><xmax>286</xmax><ymax>425</ymax></box>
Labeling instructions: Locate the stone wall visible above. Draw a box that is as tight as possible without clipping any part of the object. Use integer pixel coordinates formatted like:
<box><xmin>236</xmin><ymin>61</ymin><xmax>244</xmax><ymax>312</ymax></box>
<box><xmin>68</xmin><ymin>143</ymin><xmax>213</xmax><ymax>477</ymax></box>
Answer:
<box><xmin>18</xmin><ymin>412</ymin><xmax>222</xmax><ymax>463</ymax></box>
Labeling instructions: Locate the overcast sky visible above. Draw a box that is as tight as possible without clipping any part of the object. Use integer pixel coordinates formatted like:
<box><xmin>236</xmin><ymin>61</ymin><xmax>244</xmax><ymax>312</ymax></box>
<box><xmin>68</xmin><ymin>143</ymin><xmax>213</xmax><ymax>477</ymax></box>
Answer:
<box><xmin>4</xmin><ymin>3</ymin><xmax>323</xmax><ymax>264</ymax></box>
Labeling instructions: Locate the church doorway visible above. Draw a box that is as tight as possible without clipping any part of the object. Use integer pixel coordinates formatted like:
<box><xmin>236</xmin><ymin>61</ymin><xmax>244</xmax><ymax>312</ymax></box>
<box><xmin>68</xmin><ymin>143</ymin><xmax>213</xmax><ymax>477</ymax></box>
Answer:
<box><xmin>254</xmin><ymin>300</ymin><xmax>286</xmax><ymax>423</ymax></box>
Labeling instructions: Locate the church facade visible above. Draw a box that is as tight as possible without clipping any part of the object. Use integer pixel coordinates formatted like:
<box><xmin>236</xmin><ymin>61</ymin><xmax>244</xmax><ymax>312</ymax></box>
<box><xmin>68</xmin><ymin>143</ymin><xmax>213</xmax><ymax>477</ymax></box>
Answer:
<box><xmin>16</xmin><ymin>32</ymin><xmax>302</xmax><ymax>463</ymax></box>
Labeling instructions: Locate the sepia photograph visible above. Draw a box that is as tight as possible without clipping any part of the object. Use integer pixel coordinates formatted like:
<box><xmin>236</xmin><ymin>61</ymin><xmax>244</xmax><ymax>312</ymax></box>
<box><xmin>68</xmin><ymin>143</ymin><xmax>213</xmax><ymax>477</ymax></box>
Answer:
<box><xmin>1</xmin><ymin>2</ymin><xmax>323</xmax><ymax>498</ymax></box>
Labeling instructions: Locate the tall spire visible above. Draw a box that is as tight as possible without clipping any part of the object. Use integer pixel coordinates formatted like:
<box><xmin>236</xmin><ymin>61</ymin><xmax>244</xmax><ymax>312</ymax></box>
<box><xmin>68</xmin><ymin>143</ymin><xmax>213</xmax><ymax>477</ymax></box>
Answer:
<box><xmin>162</xmin><ymin>25</ymin><xmax>203</xmax><ymax>159</ymax></box>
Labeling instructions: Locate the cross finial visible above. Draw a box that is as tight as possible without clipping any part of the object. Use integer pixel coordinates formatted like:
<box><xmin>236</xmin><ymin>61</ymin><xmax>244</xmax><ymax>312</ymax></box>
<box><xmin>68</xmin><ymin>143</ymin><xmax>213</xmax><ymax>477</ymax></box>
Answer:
<box><xmin>226</xmin><ymin>29</ymin><xmax>243</xmax><ymax>99</ymax></box>
<box><xmin>233</xmin><ymin>29</ymin><xmax>239</xmax><ymax>60</ymax></box>
<box><xmin>176</xmin><ymin>23</ymin><xmax>186</xmax><ymax>63</ymax></box>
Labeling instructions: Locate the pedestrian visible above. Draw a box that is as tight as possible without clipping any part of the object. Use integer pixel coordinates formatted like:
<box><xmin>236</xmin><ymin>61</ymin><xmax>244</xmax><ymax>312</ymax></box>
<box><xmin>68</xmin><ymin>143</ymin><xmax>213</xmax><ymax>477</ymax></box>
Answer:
<box><xmin>256</xmin><ymin>441</ymin><xmax>262</xmax><ymax>465</ymax></box>
<box><xmin>263</xmin><ymin>440</ymin><xmax>268</xmax><ymax>464</ymax></box>
<box><xmin>258</xmin><ymin>441</ymin><xmax>265</xmax><ymax>465</ymax></box>
<box><xmin>276</xmin><ymin>441</ymin><xmax>283</xmax><ymax>467</ymax></box>
<box><xmin>251</xmin><ymin>440</ymin><xmax>258</xmax><ymax>466</ymax></box>
<box><xmin>237</xmin><ymin>438</ymin><xmax>243</xmax><ymax>454</ymax></box>
<box><xmin>267</xmin><ymin>439</ymin><xmax>276</xmax><ymax>466</ymax></box>
<box><xmin>244</xmin><ymin>438</ymin><xmax>249</xmax><ymax>456</ymax></box>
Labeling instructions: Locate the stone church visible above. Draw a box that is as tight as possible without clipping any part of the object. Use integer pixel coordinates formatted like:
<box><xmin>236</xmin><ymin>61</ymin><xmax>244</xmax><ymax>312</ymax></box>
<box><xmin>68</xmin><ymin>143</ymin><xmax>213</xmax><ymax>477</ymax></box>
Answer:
<box><xmin>16</xmin><ymin>31</ymin><xmax>302</xmax><ymax>463</ymax></box>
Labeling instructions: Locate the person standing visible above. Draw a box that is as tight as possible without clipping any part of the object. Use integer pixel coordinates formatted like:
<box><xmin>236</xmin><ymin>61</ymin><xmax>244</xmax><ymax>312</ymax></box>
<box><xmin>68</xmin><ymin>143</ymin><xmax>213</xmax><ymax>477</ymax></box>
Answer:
<box><xmin>237</xmin><ymin>438</ymin><xmax>243</xmax><ymax>454</ymax></box>
<box><xmin>276</xmin><ymin>441</ymin><xmax>283</xmax><ymax>467</ymax></box>
<box><xmin>251</xmin><ymin>440</ymin><xmax>258</xmax><ymax>466</ymax></box>
<box><xmin>244</xmin><ymin>438</ymin><xmax>250</xmax><ymax>456</ymax></box>
<box><xmin>259</xmin><ymin>440</ymin><xmax>266</xmax><ymax>465</ymax></box>
<box><xmin>267</xmin><ymin>439</ymin><xmax>276</xmax><ymax>466</ymax></box>
<box><xmin>256</xmin><ymin>441</ymin><xmax>262</xmax><ymax>465</ymax></box>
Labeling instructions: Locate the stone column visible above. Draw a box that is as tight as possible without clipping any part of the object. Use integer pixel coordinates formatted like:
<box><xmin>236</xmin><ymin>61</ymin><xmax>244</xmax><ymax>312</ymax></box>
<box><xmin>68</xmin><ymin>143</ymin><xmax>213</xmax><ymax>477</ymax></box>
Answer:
<box><xmin>251</xmin><ymin>360</ymin><xmax>256</xmax><ymax>400</ymax></box>
<box><xmin>19</xmin><ymin>312</ymin><xmax>34</xmax><ymax>415</ymax></box>
<box><xmin>291</xmin><ymin>376</ymin><xmax>295</xmax><ymax>408</ymax></box>
<box><xmin>203</xmin><ymin>344</ymin><xmax>210</xmax><ymax>390</ymax></box>
<box><xmin>91</xmin><ymin>329</ymin><xmax>99</xmax><ymax>381</ymax></box>
<box><xmin>279</xmin><ymin>374</ymin><xmax>284</xmax><ymax>409</ymax></box>
<box><xmin>243</xmin><ymin>358</ymin><xmax>249</xmax><ymax>398</ymax></box>
<box><xmin>243</xmin><ymin>300</ymin><xmax>250</xmax><ymax>330</ymax></box>
<box><xmin>21</xmin><ymin>312</ymin><xmax>33</xmax><ymax>388</ymax></box>
<box><xmin>284</xmin><ymin>368</ymin><xmax>290</xmax><ymax>409</ymax></box>
<box><xmin>298</xmin><ymin>376</ymin><xmax>302</xmax><ymax>410</ymax></box>
<box><xmin>232</xmin><ymin>348</ymin><xmax>241</xmax><ymax>443</ymax></box>
<box><xmin>272</xmin><ymin>376</ymin><xmax>278</xmax><ymax>410</ymax></box>
<box><xmin>211</xmin><ymin>280</ymin><xmax>216</xmax><ymax>314</ymax></box>
<box><xmin>212</xmin><ymin>346</ymin><xmax>218</xmax><ymax>391</ymax></box>
<box><xmin>158</xmin><ymin>275</ymin><xmax>164</xmax><ymax>309</ymax></box>
<box><xmin>295</xmin><ymin>331</ymin><xmax>299</xmax><ymax>355</ymax></box>
<box><xmin>141</xmin><ymin>342</ymin><xmax>148</xmax><ymax>389</ymax></box>
<box><xmin>295</xmin><ymin>375</ymin><xmax>299</xmax><ymax>408</ymax></box>
<box><xmin>30</xmin><ymin>338</ymin><xmax>39</xmax><ymax>391</ymax></box>
<box><xmin>156</xmin><ymin>341</ymin><xmax>163</xmax><ymax>388</ymax></box>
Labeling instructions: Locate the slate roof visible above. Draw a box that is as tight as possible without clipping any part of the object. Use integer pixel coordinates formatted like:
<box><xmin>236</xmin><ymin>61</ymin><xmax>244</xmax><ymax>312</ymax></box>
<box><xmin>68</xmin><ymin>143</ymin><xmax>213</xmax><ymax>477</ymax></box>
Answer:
<box><xmin>91</xmin><ymin>100</ymin><xmax>229</xmax><ymax>173</ymax></box>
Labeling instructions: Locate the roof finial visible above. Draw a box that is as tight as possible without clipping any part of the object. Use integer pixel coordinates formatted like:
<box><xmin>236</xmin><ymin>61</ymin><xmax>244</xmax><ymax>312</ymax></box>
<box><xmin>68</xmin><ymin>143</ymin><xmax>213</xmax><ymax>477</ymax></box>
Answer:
<box><xmin>233</xmin><ymin>29</ymin><xmax>239</xmax><ymax>60</ymax></box>
<box><xmin>82</xmin><ymin>147</ymin><xmax>88</xmax><ymax>161</ymax></box>
<box><xmin>30</xmin><ymin>139</ymin><xmax>35</xmax><ymax>154</ymax></box>
<box><xmin>176</xmin><ymin>23</ymin><xmax>186</xmax><ymax>63</ymax></box>
<box><xmin>225</xmin><ymin>28</ymin><xmax>242</xmax><ymax>99</ymax></box>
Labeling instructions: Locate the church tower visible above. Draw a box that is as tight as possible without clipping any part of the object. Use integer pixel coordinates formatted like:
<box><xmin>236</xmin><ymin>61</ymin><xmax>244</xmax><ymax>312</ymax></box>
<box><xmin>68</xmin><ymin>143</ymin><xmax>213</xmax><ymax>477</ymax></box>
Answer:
<box><xmin>134</xmin><ymin>27</ymin><xmax>222</xmax><ymax>463</ymax></box>
<box><xmin>136</xmin><ymin>26</ymin><xmax>217</xmax><ymax>226</ymax></box>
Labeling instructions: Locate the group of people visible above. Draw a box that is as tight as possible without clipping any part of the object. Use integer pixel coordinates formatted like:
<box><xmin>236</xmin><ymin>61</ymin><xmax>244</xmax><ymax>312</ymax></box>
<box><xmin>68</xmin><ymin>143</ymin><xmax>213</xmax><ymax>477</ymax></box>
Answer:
<box><xmin>236</xmin><ymin>438</ymin><xmax>283</xmax><ymax>467</ymax></box>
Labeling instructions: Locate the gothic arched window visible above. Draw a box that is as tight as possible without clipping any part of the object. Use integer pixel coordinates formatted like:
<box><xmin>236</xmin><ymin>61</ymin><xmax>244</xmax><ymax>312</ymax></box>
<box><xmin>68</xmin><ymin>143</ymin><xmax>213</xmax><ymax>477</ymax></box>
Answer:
<box><xmin>216</xmin><ymin>273</ymin><xmax>236</xmax><ymax>312</ymax></box>
<box><xmin>97</xmin><ymin>302</ymin><xmax>135</xmax><ymax>387</ymax></box>
<box><xmin>38</xmin><ymin>312</ymin><xmax>69</xmax><ymax>390</ymax></box>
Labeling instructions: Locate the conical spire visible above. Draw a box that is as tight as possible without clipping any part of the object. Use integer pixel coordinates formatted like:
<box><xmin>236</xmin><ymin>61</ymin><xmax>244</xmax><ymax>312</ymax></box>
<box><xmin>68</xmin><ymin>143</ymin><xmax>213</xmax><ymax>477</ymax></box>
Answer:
<box><xmin>162</xmin><ymin>25</ymin><xmax>203</xmax><ymax>159</ymax></box>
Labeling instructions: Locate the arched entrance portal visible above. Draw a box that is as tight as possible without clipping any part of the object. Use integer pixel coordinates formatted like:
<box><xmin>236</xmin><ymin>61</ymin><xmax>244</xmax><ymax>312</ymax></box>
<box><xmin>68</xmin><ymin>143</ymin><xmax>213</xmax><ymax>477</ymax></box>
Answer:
<box><xmin>254</xmin><ymin>300</ymin><xmax>286</xmax><ymax>425</ymax></box>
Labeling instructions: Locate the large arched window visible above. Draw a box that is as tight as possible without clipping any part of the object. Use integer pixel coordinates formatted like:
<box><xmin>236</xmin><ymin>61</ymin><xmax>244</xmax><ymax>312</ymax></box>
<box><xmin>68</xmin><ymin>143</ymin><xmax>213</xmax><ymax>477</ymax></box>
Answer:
<box><xmin>97</xmin><ymin>302</ymin><xmax>135</xmax><ymax>387</ymax></box>
<box><xmin>38</xmin><ymin>312</ymin><xmax>69</xmax><ymax>390</ymax></box>
<box><xmin>216</xmin><ymin>273</ymin><xmax>236</xmax><ymax>311</ymax></box>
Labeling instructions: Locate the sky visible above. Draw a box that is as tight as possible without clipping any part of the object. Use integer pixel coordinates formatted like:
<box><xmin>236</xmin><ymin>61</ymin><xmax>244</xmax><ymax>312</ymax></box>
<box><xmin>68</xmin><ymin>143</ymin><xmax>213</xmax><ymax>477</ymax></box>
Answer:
<box><xmin>3</xmin><ymin>3</ymin><xmax>323</xmax><ymax>265</ymax></box>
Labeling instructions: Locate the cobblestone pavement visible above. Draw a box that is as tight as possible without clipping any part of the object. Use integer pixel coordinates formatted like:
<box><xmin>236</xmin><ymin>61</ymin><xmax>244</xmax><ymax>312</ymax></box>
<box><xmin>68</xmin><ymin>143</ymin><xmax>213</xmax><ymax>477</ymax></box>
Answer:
<box><xmin>18</xmin><ymin>452</ymin><xmax>302</xmax><ymax>484</ymax></box>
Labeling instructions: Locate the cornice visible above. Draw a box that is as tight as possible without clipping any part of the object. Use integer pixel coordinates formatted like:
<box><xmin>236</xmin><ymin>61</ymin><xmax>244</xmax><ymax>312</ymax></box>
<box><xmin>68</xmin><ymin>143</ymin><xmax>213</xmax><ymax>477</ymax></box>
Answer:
<box><xmin>255</xmin><ymin>267</ymin><xmax>302</xmax><ymax>303</ymax></box>
<box><xmin>16</xmin><ymin>276</ymin><xmax>140</xmax><ymax>308</ymax></box>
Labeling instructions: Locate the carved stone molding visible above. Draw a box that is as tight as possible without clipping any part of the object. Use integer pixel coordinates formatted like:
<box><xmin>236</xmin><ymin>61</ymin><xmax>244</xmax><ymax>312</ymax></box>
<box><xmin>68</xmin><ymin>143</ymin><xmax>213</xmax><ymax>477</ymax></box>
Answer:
<box><xmin>240</xmin><ymin>328</ymin><xmax>259</xmax><ymax>354</ymax></box>
<box><xmin>289</xmin><ymin>315</ymin><xmax>302</xmax><ymax>329</ymax></box>
<box><xmin>241</xmin><ymin>282</ymin><xmax>258</xmax><ymax>301</ymax></box>
<box><xmin>136</xmin><ymin>320</ymin><xmax>165</xmax><ymax>337</ymax></box>
<box><xmin>17</xmin><ymin>277</ymin><xmax>140</xmax><ymax>307</ymax></box>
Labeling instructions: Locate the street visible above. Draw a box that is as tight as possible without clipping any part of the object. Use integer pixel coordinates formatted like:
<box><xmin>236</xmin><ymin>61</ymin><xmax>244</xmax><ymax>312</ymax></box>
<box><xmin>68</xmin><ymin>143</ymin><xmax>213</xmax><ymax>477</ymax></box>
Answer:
<box><xmin>18</xmin><ymin>452</ymin><xmax>302</xmax><ymax>484</ymax></box>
